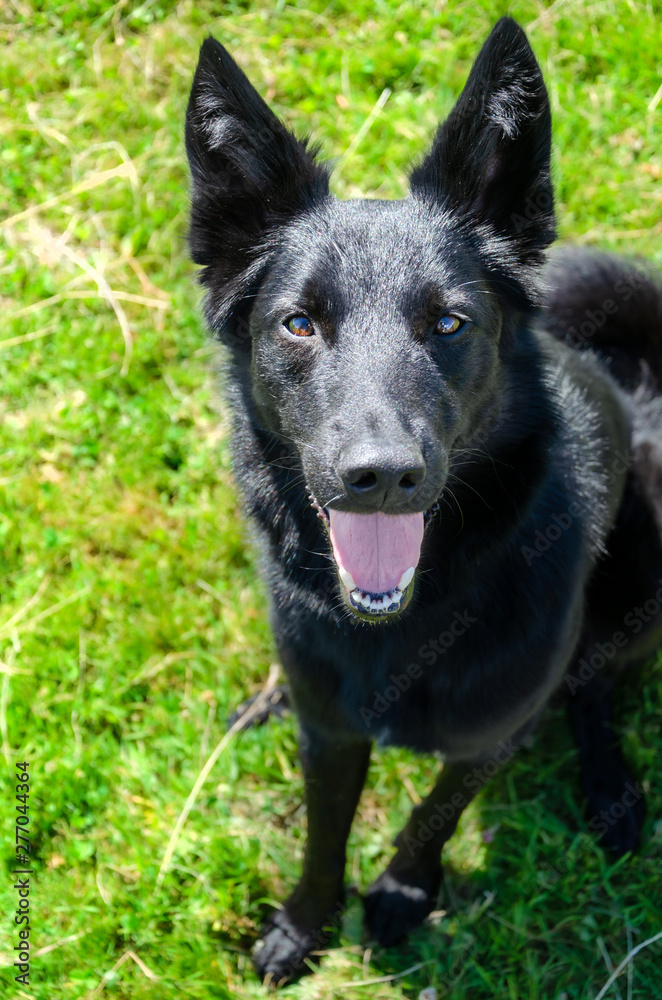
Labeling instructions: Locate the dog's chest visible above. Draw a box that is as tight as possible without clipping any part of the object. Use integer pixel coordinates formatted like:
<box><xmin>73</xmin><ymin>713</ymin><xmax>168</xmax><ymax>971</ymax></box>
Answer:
<box><xmin>281</xmin><ymin>579</ymin><xmax>581</xmax><ymax>758</ymax></box>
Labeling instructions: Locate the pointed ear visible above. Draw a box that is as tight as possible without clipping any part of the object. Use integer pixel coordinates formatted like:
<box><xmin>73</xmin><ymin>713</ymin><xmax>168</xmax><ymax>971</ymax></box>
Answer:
<box><xmin>410</xmin><ymin>18</ymin><xmax>554</xmax><ymax>267</ymax></box>
<box><xmin>185</xmin><ymin>37</ymin><xmax>329</xmax><ymax>332</ymax></box>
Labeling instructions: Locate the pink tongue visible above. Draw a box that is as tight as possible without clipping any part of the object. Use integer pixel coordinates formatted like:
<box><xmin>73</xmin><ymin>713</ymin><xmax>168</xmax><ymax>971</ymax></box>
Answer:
<box><xmin>328</xmin><ymin>510</ymin><xmax>425</xmax><ymax>594</ymax></box>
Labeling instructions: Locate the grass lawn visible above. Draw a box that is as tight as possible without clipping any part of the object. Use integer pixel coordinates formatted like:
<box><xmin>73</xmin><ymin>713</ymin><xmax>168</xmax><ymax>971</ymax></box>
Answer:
<box><xmin>1</xmin><ymin>1</ymin><xmax>661</xmax><ymax>997</ymax></box>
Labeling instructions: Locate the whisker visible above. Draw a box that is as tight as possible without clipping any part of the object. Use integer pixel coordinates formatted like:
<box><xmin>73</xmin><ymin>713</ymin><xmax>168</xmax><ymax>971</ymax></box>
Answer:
<box><xmin>442</xmin><ymin>484</ymin><xmax>465</xmax><ymax>532</ymax></box>
<box><xmin>445</xmin><ymin>472</ymin><xmax>493</xmax><ymax>511</ymax></box>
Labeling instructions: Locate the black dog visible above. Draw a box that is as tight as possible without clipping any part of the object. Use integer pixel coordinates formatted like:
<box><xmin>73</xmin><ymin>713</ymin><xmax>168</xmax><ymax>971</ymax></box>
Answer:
<box><xmin>185</xmin><ymin>18</ymin><xmax>662</xmax><ymax>983</ymax></box>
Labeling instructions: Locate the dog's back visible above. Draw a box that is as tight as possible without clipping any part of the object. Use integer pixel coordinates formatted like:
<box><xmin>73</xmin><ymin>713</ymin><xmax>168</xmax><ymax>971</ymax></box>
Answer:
<box><xmin>542</xmin><ymin>248</ymin><xmax>662</xmax><ymax>389</ymax></box>
<box><xmin>542</xmin><ymin>249</ymin><xmax>662</xmax><ymax>542</ymax></box>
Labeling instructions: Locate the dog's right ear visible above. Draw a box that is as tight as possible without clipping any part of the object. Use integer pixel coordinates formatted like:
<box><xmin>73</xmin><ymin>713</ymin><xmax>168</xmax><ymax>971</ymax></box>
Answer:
<box><xmin>185</xmin><ymin>38</ymin><xmax>329</xmax><ymax>332</ymax></box>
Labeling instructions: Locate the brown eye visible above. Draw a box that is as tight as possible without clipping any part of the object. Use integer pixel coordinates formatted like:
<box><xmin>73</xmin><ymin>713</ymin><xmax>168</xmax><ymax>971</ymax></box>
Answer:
<box><xmin>435</xmin><ymin>315</ymin><xmax>465</xmax><ymax>336</ymax></box>
<box><xmin>285</xmin><ymin>315</ymin><xmax>314</xmax><ymax>337</ymax></box>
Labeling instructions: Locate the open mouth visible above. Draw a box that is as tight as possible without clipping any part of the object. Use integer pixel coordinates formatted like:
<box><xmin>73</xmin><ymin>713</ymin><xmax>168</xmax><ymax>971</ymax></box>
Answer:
<box><xmin>310</xmin><ymin>496</ymin><xmax>437</xmax><ymax>622</ymax></box>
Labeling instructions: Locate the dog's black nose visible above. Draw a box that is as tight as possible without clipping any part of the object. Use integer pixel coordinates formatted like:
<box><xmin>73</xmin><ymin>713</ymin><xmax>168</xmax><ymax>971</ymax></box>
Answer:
<box><xmin>338</xmin><ymin>443</ymin><xmax>426</xmax><ymax>508</ymax></box>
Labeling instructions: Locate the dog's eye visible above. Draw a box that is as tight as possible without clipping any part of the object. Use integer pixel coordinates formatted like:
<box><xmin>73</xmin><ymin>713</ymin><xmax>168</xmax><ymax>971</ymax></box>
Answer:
<box><xmin>435</xmin><ymin>315</ymin><xmax>465</xmax><ymax>336</ymax></box>
<box><xmin>285</xmin><ymin>315</ymin><xmax>314</xmax><ymax>337</ymax></box>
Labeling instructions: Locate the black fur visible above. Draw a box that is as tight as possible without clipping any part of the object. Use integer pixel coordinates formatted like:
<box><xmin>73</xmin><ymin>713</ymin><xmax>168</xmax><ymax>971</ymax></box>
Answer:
<box><xmin>185</xmin><ymin>18</ymin><xmax>662</xmax><ymax>984</ymax></box>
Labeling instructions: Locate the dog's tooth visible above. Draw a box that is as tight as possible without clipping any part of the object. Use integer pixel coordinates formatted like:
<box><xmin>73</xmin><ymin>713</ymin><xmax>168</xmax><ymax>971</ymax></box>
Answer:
<box><xmin>346</xmin><ymin>583</ymin><xmax>411</xmax><ymax>616</ymax></box>
<box><xmin>338</xmin><ymin>566</ymin><xmax>356</xmax><ymax>591</ymax></box>
<box><xmin>397</xmin><ymin>567</ymin><xmax>415</xmax><ymax>591</ymax></box>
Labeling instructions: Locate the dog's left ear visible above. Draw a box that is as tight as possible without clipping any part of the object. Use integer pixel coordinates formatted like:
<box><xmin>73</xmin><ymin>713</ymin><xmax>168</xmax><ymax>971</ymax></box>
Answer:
<box><xmin>410</xmin><ymin>18</ymin><xmax>554</xmax><ymax>267</ymax></box>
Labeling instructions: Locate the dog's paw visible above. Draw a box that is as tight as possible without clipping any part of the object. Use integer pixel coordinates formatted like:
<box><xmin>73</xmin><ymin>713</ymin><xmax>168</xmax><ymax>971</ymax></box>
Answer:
<box><xmin>363</xmin><ymin>865</ymin><xmax>442</xmax><ymax>947</ymax></box>
<box><xmin>252</xmin><ymin>902</ymin><xmax>340</xmax><ymax>985</ymax></box>
<box><xmin>585</xmin><ymin>766</ymin><xmax>646</xmax><ymax>856</ymax></box>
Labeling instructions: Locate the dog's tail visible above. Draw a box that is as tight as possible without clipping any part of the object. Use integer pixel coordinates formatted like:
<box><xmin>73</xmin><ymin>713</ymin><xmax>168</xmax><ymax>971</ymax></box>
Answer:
<box><xmin>540</xmin><ymin>247</ymin><xmax>662</xmax><ymax>391</ymax></box>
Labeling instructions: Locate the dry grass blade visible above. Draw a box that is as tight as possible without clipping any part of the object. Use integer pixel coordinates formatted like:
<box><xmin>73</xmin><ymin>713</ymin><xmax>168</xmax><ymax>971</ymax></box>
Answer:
<box><xmin>154</xmin><ymin>662</ymin><xmax>280</xmax><ymax>889</ymax></box>
<box><xmin>0</xmin><ymin>325</ymin><xmax>55</xmax><ymax>350</ymax></box>
<box><xmin>0</xmin><ymin>163</ymin><xmax>134</xmax><ymax>230</ymax></box>
<box><xmin>54</xmin><ymin>241</ymin><xmax>134</xmax><ymax>376</ymax></box>
<box><xmin>87</xmin><ymin>949</ymin><xmax>160</xmax><ymax>998</ymax></box>
<box><xmin>345</xmin><ymin>959</ymin><xmax>433</xmax><ymax>987</ymax></box>
<box><xmin>34</xmin><ymin>931</ymin><xmax>89</xmax><ymax>958</ymax></box>
<box><xmin>1</xmin><ymin>661</ymin><xmax>14</xmax><ymax>767</ymax></box>
<box><xmin>597</xmin><ymin>936</ymin><xmax>623</xmax><ymax>1000</ymax></box>
<box><xmin>26</xmin><ymin>101</ymin><xmax>72</xmax><ymax>148</ymax></box>
<box><xmin>125</xmin><ymin>649</ymin><xmax>199</xmax><ymax>689</ymax></box>
<box><xmin>7</xmin><ymin>291</ymin><xmax>169</xmax><ymax>321</ymax></box>
<box><xmin>0</xmin><ymin>575</ymin><xmax>51</xmax><ymax>636</ymax></box>
<box><xmin>0</xmin><ymin>586</ymin><xmax>89</xmax><ymax>642</ymax></box>
<box><xmin>593</xmin><ymin>930</ymin><xmax>662</xmax><ymax>1000</ymax></box>
<box><xmin>647</xmin><ymin>81</ymin><xmax>662</xmax><ymax>113</ymax></box>
<box><xmin>527</xmin><ymin>0</ymin><xmax>571</xmax><ymax>32</ymax></box>
<box><xmin>337</xmin><ymin>87</ymin><xmax>391</xmax><ymax>169</ymax></box>
<box><xmin>575</xmin><ymin>221</ymin><xmax>662</xmax><ymax>243</ymax></box>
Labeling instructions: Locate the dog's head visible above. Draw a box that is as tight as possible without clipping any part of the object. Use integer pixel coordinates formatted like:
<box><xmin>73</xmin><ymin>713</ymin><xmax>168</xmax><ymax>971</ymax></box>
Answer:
<box><xmin>186</xmin><ymin>18</ymin><xmax>555</xmax><ymax>622</ymax></box>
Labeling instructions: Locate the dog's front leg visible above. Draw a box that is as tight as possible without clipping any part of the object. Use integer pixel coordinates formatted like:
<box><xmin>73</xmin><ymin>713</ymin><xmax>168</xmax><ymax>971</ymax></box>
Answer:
<box><xmin>253</xmin><ymin>728</ymin><xmax>371</xmax><ymax>983</ymax></box>
<box><xmin>364</xmin><ymin>760</ymin><xmax>484</xmax><ymax>946</ymax></box>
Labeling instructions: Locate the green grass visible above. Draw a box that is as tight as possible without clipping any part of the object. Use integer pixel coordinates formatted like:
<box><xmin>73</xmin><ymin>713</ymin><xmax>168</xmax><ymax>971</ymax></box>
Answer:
<box><xmin>1</xmin><ymin>1</ymin><xmax>661</xmax><ymax>997</ymax></box>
